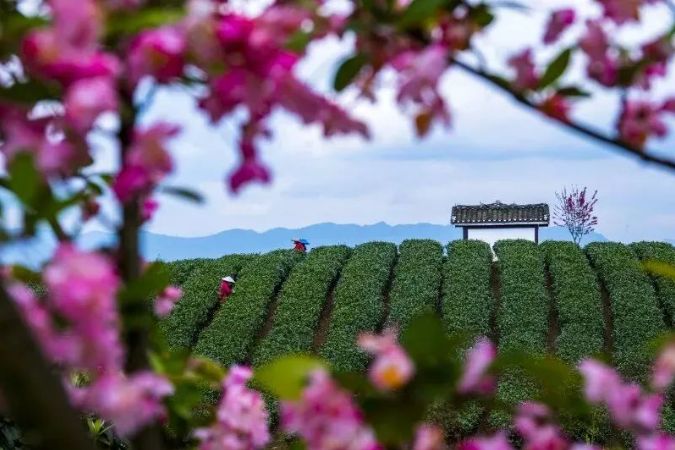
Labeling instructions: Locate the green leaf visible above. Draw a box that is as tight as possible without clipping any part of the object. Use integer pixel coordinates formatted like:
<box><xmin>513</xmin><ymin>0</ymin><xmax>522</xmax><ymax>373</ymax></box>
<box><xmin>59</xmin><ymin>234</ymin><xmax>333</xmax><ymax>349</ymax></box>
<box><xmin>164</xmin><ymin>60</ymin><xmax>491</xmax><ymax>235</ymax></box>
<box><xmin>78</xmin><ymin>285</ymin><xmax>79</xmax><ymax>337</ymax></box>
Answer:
<box><xmin>0</xmin><ymin>79</ymin><xmax>60</xmax><ymax>104</ymax></box>
<box><xmin>556</xmin><ymin>86</ymin><xmax>591</xmax><ymax>98</ymax></box>
<box><xmin>362</xmin><ymin>397</ymin><xmax>424</xmax><ymax>444</ymax></box>
<box><xmin>286</xmin><ymin>31</ymin><xmax>312</xmax><ymax>53</ymax></box>
<box><xmin>470</xmin><ymin>4</ymin><xmax>495</xmax><ymax>27</ymax></box>
<box><xmin>118</xmin><ymin>261</ymin><xmax>171</xmax><ymax>304</ymax></box>
<box><xmin>105</xmin><ymin>7</ymin><xmax>184</xmax><ymax>38</ymax></box>
<box><xmin>7</xmin><ymin>154</ymin><xmax>40</xmax><ymax>207</ymax></box>
<box><xmin>254</xmin><ymin>355</ymin><xmax>326</xmax><ymax>400</ymax></box>
<box><xmin>160</xmin><ymin>186</ymin><xmax>204</xmax><ymax>204</ymax></box>
<box><xmin>0</xmin><ymin>13</ymin><xmax>49</xmax><ymax>58</ymax></box>
<box><xmin>538</xmin><ymin>48</ymin><xmax>572</xmax><ymax>90</ymax></box>
<box><xmin>333</xmin><ymin>54</ymin><xmax>367</xmax><ymax>92</ymax></box>
<box><xmin>10</xmin><ymin>265</ymin><xmax>41</xmax><ymax>285</ymax></box>
<box><xmin>397</xmin><ymin>0</ymin><xmax>448</xmax><ymax>28</ymax></box>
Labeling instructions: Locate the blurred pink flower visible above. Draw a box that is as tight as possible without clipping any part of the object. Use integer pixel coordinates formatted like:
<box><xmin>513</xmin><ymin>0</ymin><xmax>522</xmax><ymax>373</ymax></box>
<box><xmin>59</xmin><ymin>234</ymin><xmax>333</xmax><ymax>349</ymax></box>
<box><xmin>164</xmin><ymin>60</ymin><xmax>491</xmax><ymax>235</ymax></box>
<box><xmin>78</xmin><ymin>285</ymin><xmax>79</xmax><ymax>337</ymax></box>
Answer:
<box><xmin>74</xmin><ymin>372</ymin><xmax>173</xmax><ymax>437</ymax></box>
<box><xmin>64</xmin><ymin>77</ymin><xmax>118</xmax><ymax>134</ymax></box>
<box><xmin>229</xmin><ymin>161</ymin><xmax>271</xmax><ymax>193</ymax></box>
<box><xmin>508</xmin><ymin>49</ymin><xmax>539</xmax><ymax>92</ymax></box>
<box><xmin>514</xmin><ymin>402</ymin><xmax>568</xmax><ymax>450</ymax></box>
<box><xmin>105</xmin><ymin>0</ymin><xmax>146</xmax><ymax>10</ymax></box>
<box><xmin>154</xmin><ymin>286</ymin><xmax>183</xmax><ymax>318</ymax></box>
<box><xmin>195</xmin><ymin>366</ymin><xmax>270</xmax><ymax>449</ymax></box>
<box><xmin>281</xmin><ymin>369</ymin><xmax>380</xmax><ymax>450</ymax></box>
<box><xmin>127</xmin><ymin>27</ymin><xmax>186</xmax><ymax>86</ymax></box>
<box><xmin>358</xmin><ymin>328</ymin><xmax>415</xmax><ymax>391</ymax></box>
<box><xmin>578</xmin><ymin>360</ymin><xmax>621</xmax><ymax>403</ymax></box>
<box><xmin>653</xmin><ymin>344</ymin><xmax>675</xmax><ymax>391</ymax></box>
<box><xmin>579</xmin><ymin>20</ymin><xmax>617</xmax><ymax>87</ymax></box>
<box><xmin>597</xmin><ymin>0</ymin><xmax>662</xmax><ymax>25</ymax></box>
<box><xmin>540</xmin><ymin>94</ymin><xmax>572</xmax><ymax>122</ymax></box>
<box><xmin>142</xmin><ymin>198</ymin><xmax>159</xmax><ymax>222</ymax></box>
<box><xmin>638</xmin><ymin>433</ymin><xmax>675</xmax><ymax>450</ymax></box>
<box><xmin>44</xmin><ymin>244</ymin><xmax>123</xmax><ymax>373</ymax></box>
<box><xmin>543</xmin><ymin>9</ymin><xmax>576</xmax><ymax>44</ymax></box>
<box><xmin>413</xmin><ymin>424</ymin><xmax>446</xmax><ymax>450</ymax></box>
<box><xmin>458</xmin><ymin>338</ymin><xmax>496</xmax><ymax>395</ymax></box>
<box><xmin>458</xmin><ymin>431</ymin><xmax>513</xmax><ymax>450</ymax></box>
<box><xmin>618</xmin><ymin>100</ymin><xmax>668</xmax><ymax>149</ymax></box>
<box><xmin>114</xmin><ymin>123</ymin><xmax>179</xmax><ymax>202</ymax></box>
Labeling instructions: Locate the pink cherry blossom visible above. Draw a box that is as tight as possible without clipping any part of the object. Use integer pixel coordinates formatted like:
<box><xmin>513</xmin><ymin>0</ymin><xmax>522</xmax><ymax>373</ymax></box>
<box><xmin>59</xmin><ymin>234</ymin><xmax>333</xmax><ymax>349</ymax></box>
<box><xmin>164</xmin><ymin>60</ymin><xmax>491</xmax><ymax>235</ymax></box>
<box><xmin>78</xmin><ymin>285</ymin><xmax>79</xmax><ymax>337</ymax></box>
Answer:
<box><xmin>457</xmin><ymin>337</ymin><xmax>496</xmax><ymax>395</ymax></box>
<box><xmin>142</xmin><ymin>198</ymin><xmax>160</xmax><ymax>222</ymax></box>
<box><xmin>543</xmin><ymin>9</ymin><xmax>576</xmax><ymax>44</ymax></box>
<box><xmin>514</xmin><ymin>402</ymin><xmax>568</xmax><ymax>450</ymax></box>
<box><xmin>281</xmin><ymin>369</ymin><xmax>381</xmax><ymax>450</ymax></box>
<box><xmin>596</xmin><ymin>0</ymin><xmax>662</xmax><ymax>25</ymax></box>
<box><xmin>390</xmin><ymin>45</ymin><xmax>451</xmax><ymax>130</ymax></box>
<box><xmin>638</xmin><ymin>434</ymin><xmax>675</xmax><ymax>450</ymax></box>
<box><xmin>579</xmin><ymin>20</ymin><xmax>618</xmax><ymax>87</ymax></box>
<box><xmin>195</xmin><ymin>366</ymin><xmax>270</xmax><ymax>450</ymax></box>
<box><xmin>64</xmin><ymin>77</ymin><xmax>118</xmax><ymax>134</ymax></box>
<box><xmin>413</xmin><ymin>424</ymin><xmax>445</xmax><ymax>450</ymax></box>
<box><xmin>508</xmin><ymin>49</ymin><xmax>539</xmax><ymax>92</ymax></box>
<box><xmin>578</xmin><ymin>360</ymin><xmax>622</xmax><ymax>403</ymax></box>
<box><xmin>358</xmin><ymin>328</ymin><xmax>415</xmax><ymax>391</ymax></box>
<box><xmin>458</xmin><ymin>431</ymin><xmax>513</xmax><ymax>450</ymax></box>
<box><xmin>126</xmin><ymin>27</ymin><xmax>186</xmax><ymax>86</ymax></box>
<box><xmin>618</xmin><ymin>100</ymin><xmax>669</xmax><ymax>149</ymax></box>
<box><xmin>114</xmin><ymin>123</ymin><xmax>180</xmax><ymax>202</ymax></box>
<box><xmin>154</xmin><ymin>286</ymin><xmax>183</xmax><ymax>318</ymax></box>
<box><xmin>653</xmin><ymin>344</ymin><xmax>675</xmax><ymax>391</ymax></box>
<box><xmin>540</xmin><ymin>94</ymin><xmax>572</xmax><ymax>122</ymax></box>
<box><xmin>73</xmin><ymin>372</ymin><xmax>173</xmax><ymax>437</ymax></box>
<box><xmin>44</xmin><ymin>244</ymin><xmax>123</xmax><ymax>373</ymax></box>
<box><xmin>105</xmin><ymin>0</ymin><xmax>146</xmax><ymax>10</ymax></box>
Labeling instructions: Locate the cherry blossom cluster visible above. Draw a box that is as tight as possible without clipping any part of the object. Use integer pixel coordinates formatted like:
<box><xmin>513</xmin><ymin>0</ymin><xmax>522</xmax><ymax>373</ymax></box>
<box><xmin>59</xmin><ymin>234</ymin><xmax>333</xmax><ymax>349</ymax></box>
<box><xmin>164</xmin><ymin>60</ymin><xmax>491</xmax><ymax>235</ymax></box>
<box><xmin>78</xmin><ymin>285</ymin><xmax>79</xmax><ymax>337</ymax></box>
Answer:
<box><xmin>7</xmin><ymin>244</ymin><xmax>175</xmax><ymax>437</ymax></box>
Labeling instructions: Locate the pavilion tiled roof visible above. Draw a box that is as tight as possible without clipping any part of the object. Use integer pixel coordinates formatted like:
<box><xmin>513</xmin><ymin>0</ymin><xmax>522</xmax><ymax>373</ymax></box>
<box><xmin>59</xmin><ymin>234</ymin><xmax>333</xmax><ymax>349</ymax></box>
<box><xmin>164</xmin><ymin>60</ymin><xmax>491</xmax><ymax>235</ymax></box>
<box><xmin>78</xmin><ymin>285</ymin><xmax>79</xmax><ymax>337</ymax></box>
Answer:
<box><xmin>451</xmin><ymin>201</ymin><xmax>550</xmax><ymax>226</ymax></box>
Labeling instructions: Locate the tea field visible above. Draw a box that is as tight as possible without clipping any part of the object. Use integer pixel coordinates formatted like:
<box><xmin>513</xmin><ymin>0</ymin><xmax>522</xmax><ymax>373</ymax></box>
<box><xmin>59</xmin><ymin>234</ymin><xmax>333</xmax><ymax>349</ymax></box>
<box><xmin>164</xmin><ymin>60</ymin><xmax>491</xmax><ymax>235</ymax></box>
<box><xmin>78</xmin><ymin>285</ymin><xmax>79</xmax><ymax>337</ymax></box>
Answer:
<box><xmin>159</xmin><ymin>239</ymin><xmax>675</xmax><ymax>439</ymax></box>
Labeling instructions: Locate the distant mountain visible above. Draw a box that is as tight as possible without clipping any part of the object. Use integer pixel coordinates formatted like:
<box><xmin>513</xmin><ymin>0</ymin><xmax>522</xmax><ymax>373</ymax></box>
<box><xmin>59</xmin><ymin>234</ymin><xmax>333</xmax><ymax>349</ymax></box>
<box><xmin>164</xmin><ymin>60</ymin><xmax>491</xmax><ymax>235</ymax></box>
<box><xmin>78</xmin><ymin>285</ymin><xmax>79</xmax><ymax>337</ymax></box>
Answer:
<box><xmin>1</xmin><ymin>222</ymin><xmax>609</xmax><ymax>268</ymax></box>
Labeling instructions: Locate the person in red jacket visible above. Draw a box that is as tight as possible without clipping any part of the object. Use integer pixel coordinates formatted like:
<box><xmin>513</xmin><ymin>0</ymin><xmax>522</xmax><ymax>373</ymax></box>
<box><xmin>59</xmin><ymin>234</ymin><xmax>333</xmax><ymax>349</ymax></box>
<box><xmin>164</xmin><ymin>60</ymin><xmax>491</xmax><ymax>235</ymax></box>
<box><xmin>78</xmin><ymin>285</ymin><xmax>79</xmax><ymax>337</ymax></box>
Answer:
<box><xmin>219</xmin><ymin>276</ymin><xmax>235</xmax><ymax>302</ymax></box>
<box><xmin>292</xmin><ymin>238</ymin><xmax>309</xmax><ymax>252</ymax></box>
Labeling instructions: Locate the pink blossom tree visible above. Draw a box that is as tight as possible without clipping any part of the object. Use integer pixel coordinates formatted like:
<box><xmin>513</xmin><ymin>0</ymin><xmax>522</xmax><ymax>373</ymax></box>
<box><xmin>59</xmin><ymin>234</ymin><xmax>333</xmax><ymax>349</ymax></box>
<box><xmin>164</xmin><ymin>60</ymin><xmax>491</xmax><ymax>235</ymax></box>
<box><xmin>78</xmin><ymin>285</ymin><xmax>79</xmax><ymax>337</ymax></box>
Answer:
<box><xmin>0</xmin><ymin>0</ymin><xmax>674</xmax><ymax>448</ymax></box>
<box><xmin>554</xmin><ymin>186</ymin><xmax>599</xmax><ymax>245</ymax></box>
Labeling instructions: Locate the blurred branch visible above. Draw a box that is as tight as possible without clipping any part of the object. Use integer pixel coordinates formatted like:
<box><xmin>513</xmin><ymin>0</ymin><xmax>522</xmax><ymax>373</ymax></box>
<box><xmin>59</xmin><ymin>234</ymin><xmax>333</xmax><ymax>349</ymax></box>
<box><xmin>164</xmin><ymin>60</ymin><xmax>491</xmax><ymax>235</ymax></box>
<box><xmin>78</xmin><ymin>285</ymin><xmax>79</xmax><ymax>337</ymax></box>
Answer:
<box><xmin>451</xmin><ymin>57</ymin><xmax>675</xmax><ymax>172</ymax></box>
<box><xmin>117</xmin><ymin>87</ymin><xmax>168</xmax><ymax>450</ymax></box>
<box><xmin>0</xmin><ymin>281</ymin><xmax>96</xmax><ymax>450</ymax></box>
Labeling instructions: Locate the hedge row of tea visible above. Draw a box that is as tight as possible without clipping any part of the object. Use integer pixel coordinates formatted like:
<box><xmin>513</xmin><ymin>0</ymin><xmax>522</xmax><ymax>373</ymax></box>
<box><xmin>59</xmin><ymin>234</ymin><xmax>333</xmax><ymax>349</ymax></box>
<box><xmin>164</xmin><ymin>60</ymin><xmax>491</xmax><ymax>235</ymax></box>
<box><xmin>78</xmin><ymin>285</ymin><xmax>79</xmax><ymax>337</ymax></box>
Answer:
<box><xmin>253</xmin><ymin>245</ymin><xmax>352</xmax><ymax>366</ymax></box>
<box><xmin>319</xmin><ymin>242</ymin><xmax>397</xmax><ymax>372</ymax></box>
<box><xmin>586</xmin><ymin>243</ymin><xmax>665</xmax><ymax>381</ymax></box>
<box><xmin>541</xmin><ymin>241</ymin><xmax>604</xmax><ymax>364</ymax></box>
<box><xmin>493</xmin><ymin>240</ymin><xmax>548</xmax><ymax>425</ymax></box>
<box><xmin>631</xmin><ymin>242</ymin><xmax>675</xmax><ymax>326</ymax></box>
<box><xmin>159</xmin><ymin>254</ymin><xmax>255</xmax><ymax>348</ymax></box>
<box><xmin>194</xmin><ymin>250</ymin><xmax>303</xmax><ymax>367</ymax></box>
<box><xmin>386</xmin><ymin>239</ymin><xmax>444</xmax><ymax>331</ymax></box>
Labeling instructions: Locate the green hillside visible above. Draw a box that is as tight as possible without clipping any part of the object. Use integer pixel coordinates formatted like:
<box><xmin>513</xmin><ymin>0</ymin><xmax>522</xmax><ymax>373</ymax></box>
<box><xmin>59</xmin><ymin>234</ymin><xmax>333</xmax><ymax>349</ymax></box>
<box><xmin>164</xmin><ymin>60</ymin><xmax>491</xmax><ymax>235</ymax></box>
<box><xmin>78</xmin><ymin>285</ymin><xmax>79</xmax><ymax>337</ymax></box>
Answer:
<box><xmin>160</xmin><ymin>239</ymin><xmax>675</xmax><ymax>440</ymax></box>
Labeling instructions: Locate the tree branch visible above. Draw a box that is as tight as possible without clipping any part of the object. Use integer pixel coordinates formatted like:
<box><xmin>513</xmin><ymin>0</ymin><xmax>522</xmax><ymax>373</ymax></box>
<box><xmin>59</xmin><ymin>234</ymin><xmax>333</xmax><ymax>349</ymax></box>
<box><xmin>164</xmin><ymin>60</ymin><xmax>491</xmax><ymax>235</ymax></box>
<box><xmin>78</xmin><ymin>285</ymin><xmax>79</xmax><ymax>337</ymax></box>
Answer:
<box><xmin>451</xmin><ymin>58</ymin><xmax>675</xmax><ymax>172</ymax></box>
<box><xmin>0</xmin><ymin>281</ymin><xmax>97</xmax><ymax>450</ymax></box>
<box><xmin>117</xmin><ymin>88</ymin><xmax>168</xmax><ymax>450</ymax></box>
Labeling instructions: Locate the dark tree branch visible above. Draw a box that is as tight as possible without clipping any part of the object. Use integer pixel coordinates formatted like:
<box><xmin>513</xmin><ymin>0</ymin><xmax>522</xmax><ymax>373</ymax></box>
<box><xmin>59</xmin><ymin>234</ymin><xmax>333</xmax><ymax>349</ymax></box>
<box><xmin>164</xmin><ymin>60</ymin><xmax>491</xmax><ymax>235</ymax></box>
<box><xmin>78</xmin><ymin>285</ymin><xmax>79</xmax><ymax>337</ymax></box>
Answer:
<box><xmin>451</xmin><ymin>58</ymin><xmax>675</xmax><ymax>172</ymax></box>
<box><xmin>117</xmin><ymin>88</ymin><xmax>168</xmax><ymax>450</ymax></box>
<box><xmin>0</xmin><ymin>281</ymin><xmax>96</xmax><ymax>450</ymax></box>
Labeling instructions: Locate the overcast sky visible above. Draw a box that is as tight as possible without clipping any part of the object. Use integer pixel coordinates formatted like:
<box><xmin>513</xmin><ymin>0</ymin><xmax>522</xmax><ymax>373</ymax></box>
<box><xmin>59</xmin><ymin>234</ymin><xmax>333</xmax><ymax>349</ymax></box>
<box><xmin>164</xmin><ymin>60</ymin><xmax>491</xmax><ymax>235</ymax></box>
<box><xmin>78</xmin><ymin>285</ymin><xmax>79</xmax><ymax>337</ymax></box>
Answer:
<box><xmin>82</xmin><ymin>0</ymin><xmax>675</xmax><ymax>243</ymax></box>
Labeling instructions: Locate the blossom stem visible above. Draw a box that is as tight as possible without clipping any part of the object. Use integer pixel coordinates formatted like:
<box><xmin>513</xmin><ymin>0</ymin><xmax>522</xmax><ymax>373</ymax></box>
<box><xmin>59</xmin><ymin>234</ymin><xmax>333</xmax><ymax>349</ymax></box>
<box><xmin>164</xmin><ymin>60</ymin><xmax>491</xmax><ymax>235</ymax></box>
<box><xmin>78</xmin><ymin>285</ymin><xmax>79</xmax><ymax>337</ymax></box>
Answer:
<box><xmin>117</xmin><ymin>89</ymin><xmax>167</xmax><ymax>450</ymax></box>
<box><xmin>0</xmin><ymin>282</ymin><xmax>97</xmax><ymax>450</ymax></box>
<box><xmin>451</xmin><ymin>57</ymin><xmax>675</xmax><ymax>172</ymax></box>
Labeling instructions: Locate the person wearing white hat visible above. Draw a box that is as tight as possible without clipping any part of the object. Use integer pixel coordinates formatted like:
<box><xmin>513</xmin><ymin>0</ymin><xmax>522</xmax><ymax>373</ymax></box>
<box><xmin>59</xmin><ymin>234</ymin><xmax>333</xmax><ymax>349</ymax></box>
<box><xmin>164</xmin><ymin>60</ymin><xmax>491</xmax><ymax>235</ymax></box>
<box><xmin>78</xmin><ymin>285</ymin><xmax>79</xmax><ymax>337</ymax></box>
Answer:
<box><xmin>219</xmin><ymin>276</ymin><xmax>236</xmax><ymax>302</ymax></box>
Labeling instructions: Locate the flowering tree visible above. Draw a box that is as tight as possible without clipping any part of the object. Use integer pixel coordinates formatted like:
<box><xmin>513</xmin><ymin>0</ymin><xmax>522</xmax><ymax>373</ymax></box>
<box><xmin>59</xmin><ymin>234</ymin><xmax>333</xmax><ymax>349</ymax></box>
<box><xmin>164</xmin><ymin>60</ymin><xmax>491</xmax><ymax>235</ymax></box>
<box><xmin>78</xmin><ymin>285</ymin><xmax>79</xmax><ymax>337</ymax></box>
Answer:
<box><xmin>554</xmin><ymin>187</ymin><xmax>599</xmax><ymax>245</ymax></box>
<box><xmin>1</xmin><ymin>0</ymin><xmax>675</xmax><ymax>448</ymax></box>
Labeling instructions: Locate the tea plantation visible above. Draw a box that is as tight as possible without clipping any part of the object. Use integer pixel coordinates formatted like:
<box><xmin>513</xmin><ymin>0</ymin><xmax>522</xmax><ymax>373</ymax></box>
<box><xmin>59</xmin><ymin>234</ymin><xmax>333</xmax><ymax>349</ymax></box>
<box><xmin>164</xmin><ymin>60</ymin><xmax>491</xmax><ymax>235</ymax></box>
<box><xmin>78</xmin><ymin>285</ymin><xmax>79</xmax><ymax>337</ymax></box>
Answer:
<box><xmin>160</xmin><ymin>239</ymin><xmax>675</xmax><ymax>439</ymax></box>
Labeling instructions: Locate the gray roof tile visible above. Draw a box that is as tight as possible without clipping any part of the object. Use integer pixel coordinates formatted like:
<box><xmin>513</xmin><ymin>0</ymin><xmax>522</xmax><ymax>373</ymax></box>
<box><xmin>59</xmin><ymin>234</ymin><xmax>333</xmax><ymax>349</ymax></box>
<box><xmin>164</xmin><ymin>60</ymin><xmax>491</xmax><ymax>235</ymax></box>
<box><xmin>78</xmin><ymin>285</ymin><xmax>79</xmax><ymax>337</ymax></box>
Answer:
<box><xmin>451</xmin><ymin>201</ymin><xmax>550</xmax><ymax>226</ymax></box>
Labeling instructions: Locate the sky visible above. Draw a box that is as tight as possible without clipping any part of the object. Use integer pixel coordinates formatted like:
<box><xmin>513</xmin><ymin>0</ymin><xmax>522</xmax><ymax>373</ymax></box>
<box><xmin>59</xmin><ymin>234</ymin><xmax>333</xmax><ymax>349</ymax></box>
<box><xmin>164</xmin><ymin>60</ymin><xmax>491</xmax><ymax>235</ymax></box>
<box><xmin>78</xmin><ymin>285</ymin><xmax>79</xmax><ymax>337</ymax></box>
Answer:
<box><xmin>84</xmin><ymin>0</ymin><xmax>675</xmax><ymax>243</ymax></box>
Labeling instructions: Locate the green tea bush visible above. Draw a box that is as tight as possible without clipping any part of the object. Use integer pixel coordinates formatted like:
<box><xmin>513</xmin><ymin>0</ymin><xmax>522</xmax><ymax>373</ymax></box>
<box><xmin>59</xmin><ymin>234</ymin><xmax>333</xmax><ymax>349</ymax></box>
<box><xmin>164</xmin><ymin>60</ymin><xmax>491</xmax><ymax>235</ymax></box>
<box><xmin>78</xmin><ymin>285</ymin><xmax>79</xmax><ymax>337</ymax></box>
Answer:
<box><xmin>319</xmin><ymin>242</ymin><xmax>397</xmax><ymax>372</ymax></box>
<box><xmin>442</xmin><ymin>240</ymin><xmax>493</xmax><ymax>338</ymax></box>
<box><xmin>631</xmin><ymin>241</ymin><xmax>675</xmax><ymax>325</ymax></box>
<box><xmin>194</xmin><ymin>250</ymin><xmax>303</xmax><ymax>366</ymax></box>
<box><xmin>586</xmin><ymin>242</ymin><xmax>665</xmax><ymax>381</ymax></box>
<box><xmin>541</xmin><ymin>241</ymin><xmax>604</xmax><ymax>364</ymax></box>
<box><xmin>387</xmin><ymin>239</ymin><xmax>443</xmax><ymax>331</ymax></box>
<box><xmin>252</xmin><ymin>245</ymin><xmax>351</xmax><ymax>366</ymax></box>
<box><xmin>159</xmin><ymin>254</ymin><xmax>255</xmax><ymax>349</ymax></box>
<box><xmin>166</xmin><ymin>258</ymin><xmax>205</xmax><ymax>286</ymax></box>
<box><xmin>493</xmin><ymin>240</ymin><xmax>548</xmax><ymax>421</ymax></box>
